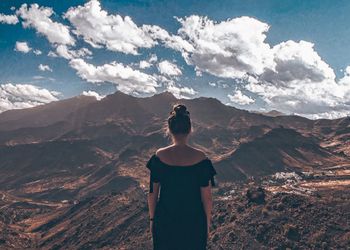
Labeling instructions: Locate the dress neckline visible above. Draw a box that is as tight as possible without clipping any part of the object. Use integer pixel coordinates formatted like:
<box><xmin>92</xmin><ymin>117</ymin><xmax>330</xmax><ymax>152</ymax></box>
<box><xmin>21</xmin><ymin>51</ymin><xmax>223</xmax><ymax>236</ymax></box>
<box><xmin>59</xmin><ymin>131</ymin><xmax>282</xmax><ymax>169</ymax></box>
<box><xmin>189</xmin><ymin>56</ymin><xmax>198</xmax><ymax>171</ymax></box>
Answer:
<box><xmin>153</xmin><ymin>154</ymin><xmax>209</xmax><ymax>168</ymax></box>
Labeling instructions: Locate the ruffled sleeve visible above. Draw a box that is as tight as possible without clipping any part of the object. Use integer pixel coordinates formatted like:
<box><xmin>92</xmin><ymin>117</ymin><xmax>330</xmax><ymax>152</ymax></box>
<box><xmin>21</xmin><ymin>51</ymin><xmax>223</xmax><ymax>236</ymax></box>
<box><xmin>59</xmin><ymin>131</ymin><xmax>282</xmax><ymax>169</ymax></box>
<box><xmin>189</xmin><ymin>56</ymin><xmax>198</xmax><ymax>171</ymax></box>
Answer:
<box><xmin>199</xmin><ymin>159</ymin><xmax>217</xmax><ymax>187</ymax></box>
<box><xmin>146</xmin><ymin>154</ymin><xmax>161</xmax><ymax>193</ymax></box>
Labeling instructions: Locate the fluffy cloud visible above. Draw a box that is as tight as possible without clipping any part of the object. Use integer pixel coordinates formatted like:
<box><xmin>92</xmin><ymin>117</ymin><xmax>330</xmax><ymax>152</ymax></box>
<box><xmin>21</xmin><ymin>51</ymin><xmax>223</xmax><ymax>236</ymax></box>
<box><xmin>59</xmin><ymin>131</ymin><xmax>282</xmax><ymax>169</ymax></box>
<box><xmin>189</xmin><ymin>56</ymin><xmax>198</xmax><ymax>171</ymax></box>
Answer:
<box><xmin>17</xmin><ymin>3</ymin><xmax>75</xmax><ymax>45</ymax></box>
<box><xmin>139</xmin><ymin>54</ymin><xmax>158</xmax><ymax>69</ymax></box>
<box><xmin>69</xmin><ymin>58</ymin><xmax>159</xmax><ymax>94</ymax></box>
<box><xmin>55</xmin><ymin>45</ymin><xmax>92</xmax><ymax>60</ymax></box>
<box><xmin>14</xmin><ymin>41</ymin><xmax>31</xmax><ymax>53</ymax></box>
<box><xmin>0</xmin><ymin>14</ymin><xmax>19</xmax><ymax>24</ymax></box>
<box><xmin>176</xmin><ymin>15</ymin><xmax>273</xmax><ymax>78</ymax></box>
<box><xmin>139</xmin><ymin>60</ymin><xmax>151</xmax><ymax>69</ymax></box>
<box><xmin>38</xmin><ymin>64</ymin><xmax>52</xmax><ymax>72</ymax></box>
<box><xmin>149</xmin><ymin>54</ymin><xmax>158</xmax><ymax>63</ymax></box>
<box><xmin>157</xmin><ymin>60</ymin><xmax>182</xmax><ymax>76</ymax></box>
<box><xmin>82</xmin><ymin>90</ymin><xmax>105</xmax><ymax>101</ymax></box>
<box><xmin>8</xmin><ymin>1</ymin><xmax>350</xmax><ymax>118</ymax></box>
<box><xmin>33</xmin><ymin>49</ymin><xmax>42</xmax><ymax>55</ymax></box>
<box><xmin>172</xmin><ymin>15</ymin><xmax>350</xmax><ymax>118</ymax></box>
<box><xmin>164</xmin><ymin>80</ymin><xmax>197</xmax><ymax>99</ymax></box>
<box><xmin>260</xmin><ymin>41</ymin><xmax>335</xmax><ymax>87</ymax></box>
<box><xmin>64</xmin><ymin>0</ymin><xmax>192</xmax><ymax>56</ymax></box>
<box><xmin>245</xmin><ymin>40</ymin><xmax>350</xmax><ymax>118</ymax></box>
<box><xmin>143</xmin><ymin>24</ymin><xmax>194</xmax><ymax>54</ymax></box>
<box><xmin>228</xmin><ymin>90</ymin><xmax>255</xmax><ymax>105</ymax></box>
<box><xmin>64</xmin><ymin>0</ymin><xmax>155</xmax><ymax>55</ymax></box>
<box><xmin>0</xmin><ymin>83</ymin><xmax>60</xmax><ymax>113</ymax></box>
<box><xmin>47</xmin><ymin>51</ymin><xmax>58</xmax><ymax>57</ymax></box>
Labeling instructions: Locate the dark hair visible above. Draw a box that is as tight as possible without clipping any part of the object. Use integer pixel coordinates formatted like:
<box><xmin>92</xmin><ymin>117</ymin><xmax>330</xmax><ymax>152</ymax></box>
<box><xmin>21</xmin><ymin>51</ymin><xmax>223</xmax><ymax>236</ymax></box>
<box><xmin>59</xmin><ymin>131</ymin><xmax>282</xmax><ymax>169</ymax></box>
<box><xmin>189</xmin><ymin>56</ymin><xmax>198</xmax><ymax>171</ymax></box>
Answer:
<box><xmin>167</xmin><ymin>104</ymin><xmax>191</xmax><ymax>135</ymax></box>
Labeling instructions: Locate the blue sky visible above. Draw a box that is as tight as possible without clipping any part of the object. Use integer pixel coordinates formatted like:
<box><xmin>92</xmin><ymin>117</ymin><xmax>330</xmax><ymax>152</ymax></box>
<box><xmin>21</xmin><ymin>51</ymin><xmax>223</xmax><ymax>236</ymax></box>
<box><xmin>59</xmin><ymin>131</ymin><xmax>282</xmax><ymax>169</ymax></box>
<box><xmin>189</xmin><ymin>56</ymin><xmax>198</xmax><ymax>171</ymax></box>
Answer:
<box><xmin>1</xmin><ymin>0</ymin><xmax>350</xmax><ymax>119</ymax></box>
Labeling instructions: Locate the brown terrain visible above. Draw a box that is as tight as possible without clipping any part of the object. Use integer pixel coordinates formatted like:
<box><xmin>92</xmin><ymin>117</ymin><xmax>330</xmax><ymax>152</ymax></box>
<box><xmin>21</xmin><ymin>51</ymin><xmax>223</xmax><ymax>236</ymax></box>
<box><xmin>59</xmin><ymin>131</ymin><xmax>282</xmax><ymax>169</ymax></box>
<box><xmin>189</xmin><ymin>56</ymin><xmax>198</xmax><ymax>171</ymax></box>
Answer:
<box><xmin>0</xmin><ymin>90</ymin><xmax>349</xmax><ymax>249</ymax></box>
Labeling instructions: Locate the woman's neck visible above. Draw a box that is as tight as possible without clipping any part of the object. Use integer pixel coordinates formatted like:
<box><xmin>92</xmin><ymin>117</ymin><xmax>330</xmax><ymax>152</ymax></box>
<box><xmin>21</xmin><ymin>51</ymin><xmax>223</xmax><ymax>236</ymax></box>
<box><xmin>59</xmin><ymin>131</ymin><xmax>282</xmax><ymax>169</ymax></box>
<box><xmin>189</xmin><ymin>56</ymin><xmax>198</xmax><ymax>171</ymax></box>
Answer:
<box><xmin>172</xmin><ymin>138</ymin><xmax>188</xmax><ymax>146</ymax></box>
<box><xmin>173</xmin><ymin>141</ymin><xmax>187</xmax><ymax>146</ymax></box>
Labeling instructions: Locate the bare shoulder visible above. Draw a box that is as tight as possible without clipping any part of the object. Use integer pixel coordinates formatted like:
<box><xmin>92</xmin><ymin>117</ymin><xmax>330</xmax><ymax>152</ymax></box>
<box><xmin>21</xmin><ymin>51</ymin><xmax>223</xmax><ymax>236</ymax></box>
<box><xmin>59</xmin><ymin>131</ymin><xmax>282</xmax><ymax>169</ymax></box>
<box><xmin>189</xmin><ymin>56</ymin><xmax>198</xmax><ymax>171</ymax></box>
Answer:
<box><xmin>190</xmin><ymin>147</ymin><xmax>207</xmax><ymax>160</ymax></box>
<box><xmin>155</xmin><ymin>146</ymin><xmax>171</xmax><ymax>157</ymax></box>
<box><xmin>156</xmin><ymin>146</ymin><xmax>207</xmax><ymax>163</ymax></box>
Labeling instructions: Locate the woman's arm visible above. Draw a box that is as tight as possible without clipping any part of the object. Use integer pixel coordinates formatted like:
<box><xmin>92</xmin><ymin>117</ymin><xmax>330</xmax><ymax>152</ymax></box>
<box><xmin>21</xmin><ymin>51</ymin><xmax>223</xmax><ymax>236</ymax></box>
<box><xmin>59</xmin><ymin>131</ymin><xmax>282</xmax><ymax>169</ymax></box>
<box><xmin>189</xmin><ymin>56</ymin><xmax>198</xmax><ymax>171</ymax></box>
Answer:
<box><xmin>147</xmin><ymin>182</ymin><xmax>160</xmax><ymax>219</ymax></box>
<box><xmin>200</xmin><ymin>184</ymin><xmax>213</xmax><ymax>234</ymax></box>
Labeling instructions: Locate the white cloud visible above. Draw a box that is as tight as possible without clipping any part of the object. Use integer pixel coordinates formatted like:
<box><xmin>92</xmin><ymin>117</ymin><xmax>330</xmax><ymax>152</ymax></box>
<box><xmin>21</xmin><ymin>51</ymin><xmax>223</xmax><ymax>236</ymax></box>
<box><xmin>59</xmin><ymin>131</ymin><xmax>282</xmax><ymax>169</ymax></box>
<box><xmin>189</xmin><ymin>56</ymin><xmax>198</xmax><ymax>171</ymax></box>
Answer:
<box><xmin>55</xmin><ymin>45</ymin><xmax>92</xmax><ymax>60</ymax></box>
<box><xmin>14</xmin><ymin>41</ymin><xmax>31</xmax><ymax>53</ymax></box>
<box><xmin>38</xmin><ymin>64</ymin><xmax>52</xmax><ymax>72</ymax></box>
<box><xmin>158</xmin><ymin>60</ymin><xmax>182</xmax><ymax>76</ymax></box>
<box><xmin>156</xmin><ymin>75</ymin><xmax>196</xmax><ymax>99</ymax></box>
<box><xmin>8</xmin><ymin>4</ymin><xmax>350</xmax><ymax>118</ymax></box>
<box><xmin>143</xmin><ymin>24</ymin><xmax>194</xmax><ymax>54</ymax></box>
<box><xmin>139</xmin><ymin>54</ymin><xmax>158</xmax><ymax>69</ymax></box>
<box><xmin>139</xmin><ymin>60</ymin><xmax>151</xmax><ymax>69</ymax></box>
<box><xmin>69</xmin><ymin>58</ymin><xmax>159</xmax><ymax>94</ymax></box>
<box><xmin>260</xmin><ymin>40</ymin><xmax>335</xmax><ymax>87</ymax></box>
<box><xmin>64</xmin><ymin>0</ymin><xmax>155</xmax><ymax>55</ymax></box>
<box><xmin>165</xmin><ymin>80</ymin><xmax>197</xmax><ymax>99</ymax></box>
<box><xmin>172</xmin><ymin>15</ymin><xmax>350</xmax><ymax>118</ymax></box>
<box><xmin>33</xmin><ymin>49</ymin><xmax>42</xmax><ymax>55</ymax></box>
<box><xmin>176</xmin><ymin>15</ymin><xmax>273</xmax><ymax>79</ymax></box>
<box><xmin>0</xmin><ymin>14</ymin><xmax>19</xmax><ymax>24</ymax></box>
<box><xmin>82</xmin><ymin>90</ymin><xmax>105</xmax><ymax>101</ymax></box>
<box><xmin>228</xmin><ymin>90</ymin><xmax>255</xmax><ymax>105</ymax></box>
<box><xmin>64</xmin><ymin>1</ymin><xmax>192</xmax><ymax>56</ymax></box>
<box><xmin>47</xmin><ymin>51</ymin><xmax>58</xmax><ymax>57</ymax></box>
<box><xmin>0</xmin><ymin>83</ymin><xmax>60</xmax><ymax>113</ymax></box>
<box><xmin>245</xmin><ymin>40</ymin><xmax>350</xmax><ymax>118</ymax></box>
<box><xmin>17</xmin><ymin>3</ymin><xmax>75</xmax><ymax>45</ymax></box>
<box><xmin>149</xmin><ymin>54</ymin><xmax>158</xmax><ymax>63</ymax></box>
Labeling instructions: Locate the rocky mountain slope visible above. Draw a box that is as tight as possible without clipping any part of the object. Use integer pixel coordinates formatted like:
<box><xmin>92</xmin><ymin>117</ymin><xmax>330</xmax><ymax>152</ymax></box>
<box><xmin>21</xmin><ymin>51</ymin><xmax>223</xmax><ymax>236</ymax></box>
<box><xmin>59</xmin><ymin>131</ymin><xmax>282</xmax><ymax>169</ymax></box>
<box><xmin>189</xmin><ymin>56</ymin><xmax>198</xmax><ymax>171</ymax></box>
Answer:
<box><xmin>0</xmin><ymin>90</ymin><xmax>349</xmax><ymax>249</ymax></box>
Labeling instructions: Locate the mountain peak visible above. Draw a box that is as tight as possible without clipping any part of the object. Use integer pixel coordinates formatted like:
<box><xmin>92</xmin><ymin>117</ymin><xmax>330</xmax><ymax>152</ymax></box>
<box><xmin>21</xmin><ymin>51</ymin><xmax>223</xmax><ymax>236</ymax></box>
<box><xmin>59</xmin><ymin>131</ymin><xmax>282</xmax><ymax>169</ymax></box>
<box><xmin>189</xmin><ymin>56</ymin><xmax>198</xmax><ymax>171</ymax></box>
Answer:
<box><xmin>150</xmin><ymin>91</ymin><xmax>177</xmax><ymax>100</ymax></box>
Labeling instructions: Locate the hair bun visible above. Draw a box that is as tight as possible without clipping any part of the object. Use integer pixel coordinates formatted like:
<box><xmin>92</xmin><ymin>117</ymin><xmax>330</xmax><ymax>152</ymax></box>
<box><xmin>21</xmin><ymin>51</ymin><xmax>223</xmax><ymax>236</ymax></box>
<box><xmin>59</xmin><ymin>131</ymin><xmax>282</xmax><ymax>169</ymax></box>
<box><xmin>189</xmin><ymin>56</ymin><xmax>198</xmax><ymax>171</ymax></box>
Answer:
<box><xmin>171</xmin><ymin>104</ymin><xmax>190</xmax><ymax>116</ymax></box>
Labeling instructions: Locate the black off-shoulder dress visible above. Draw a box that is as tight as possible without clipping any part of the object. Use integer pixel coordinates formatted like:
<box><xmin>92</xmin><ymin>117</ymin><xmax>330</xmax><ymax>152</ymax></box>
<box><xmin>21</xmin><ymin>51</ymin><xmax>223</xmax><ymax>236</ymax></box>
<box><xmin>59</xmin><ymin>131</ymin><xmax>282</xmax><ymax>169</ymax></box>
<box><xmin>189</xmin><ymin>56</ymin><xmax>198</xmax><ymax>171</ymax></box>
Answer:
<box><xmin>146</xmin><ymin>153</ymin><xmax>217</xmax><ymax>250</ymax></box>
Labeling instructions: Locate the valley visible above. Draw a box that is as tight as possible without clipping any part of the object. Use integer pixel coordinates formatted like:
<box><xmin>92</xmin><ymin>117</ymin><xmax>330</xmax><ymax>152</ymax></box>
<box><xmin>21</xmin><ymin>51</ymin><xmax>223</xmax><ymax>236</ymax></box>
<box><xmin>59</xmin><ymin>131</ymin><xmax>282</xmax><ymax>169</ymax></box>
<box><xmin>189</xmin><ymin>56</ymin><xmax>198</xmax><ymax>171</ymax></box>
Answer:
<box><xmin>0</xmin><ymin>91</ymin><xmax>349</xmax><ymax>249</ymax></box>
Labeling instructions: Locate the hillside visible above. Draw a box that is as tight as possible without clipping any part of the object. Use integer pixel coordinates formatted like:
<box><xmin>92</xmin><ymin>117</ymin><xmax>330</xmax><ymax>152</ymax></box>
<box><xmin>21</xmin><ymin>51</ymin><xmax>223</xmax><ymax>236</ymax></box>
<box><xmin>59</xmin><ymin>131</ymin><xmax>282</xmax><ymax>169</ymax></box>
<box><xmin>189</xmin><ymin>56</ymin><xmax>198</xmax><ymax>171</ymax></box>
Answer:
<box><xmin>0</xmin><ymin>90</ymin><xmax>349</xmax><ymax>249</ymax></box>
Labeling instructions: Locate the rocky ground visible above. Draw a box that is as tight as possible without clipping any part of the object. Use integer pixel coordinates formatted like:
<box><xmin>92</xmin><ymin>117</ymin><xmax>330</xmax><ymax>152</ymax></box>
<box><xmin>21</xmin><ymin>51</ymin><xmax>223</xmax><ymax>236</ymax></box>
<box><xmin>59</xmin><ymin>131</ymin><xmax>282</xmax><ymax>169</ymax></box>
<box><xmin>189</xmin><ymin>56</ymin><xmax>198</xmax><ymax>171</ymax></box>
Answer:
<box><xmin>209</xmin><ymin>185</ymin><xmax>350</xmax><ymax>250</ymax></box>
<box><xmin>1</xmin><ymin>170</ymin><xmax>349</xmax><ymax>250</ymax></box>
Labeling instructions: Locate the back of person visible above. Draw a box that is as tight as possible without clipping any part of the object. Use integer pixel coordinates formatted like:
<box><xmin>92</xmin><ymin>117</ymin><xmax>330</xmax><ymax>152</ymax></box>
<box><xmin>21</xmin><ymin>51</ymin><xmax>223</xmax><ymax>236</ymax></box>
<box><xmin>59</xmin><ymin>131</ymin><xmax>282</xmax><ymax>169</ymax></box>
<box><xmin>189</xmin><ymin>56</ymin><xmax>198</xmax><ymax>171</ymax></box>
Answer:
<box><xmin>156</xmin><ymin>145</ymin><xmax>207</xmax><ymax>167</ymax></box>
<box><xmin>146</xmin><ymin>104</ymin><xmax>217</xmax><ymax>250</ymax></box>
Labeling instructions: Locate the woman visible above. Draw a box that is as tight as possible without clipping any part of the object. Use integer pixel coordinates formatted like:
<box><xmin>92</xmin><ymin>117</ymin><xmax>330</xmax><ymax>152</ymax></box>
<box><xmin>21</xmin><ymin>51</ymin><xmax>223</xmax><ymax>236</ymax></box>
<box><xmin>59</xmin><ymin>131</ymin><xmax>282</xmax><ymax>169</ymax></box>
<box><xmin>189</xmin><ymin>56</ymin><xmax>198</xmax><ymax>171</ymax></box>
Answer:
<box><xmin>146</xmin><ymin>104</ymin><xmax>217</xmax><ymax>250</ymax></box>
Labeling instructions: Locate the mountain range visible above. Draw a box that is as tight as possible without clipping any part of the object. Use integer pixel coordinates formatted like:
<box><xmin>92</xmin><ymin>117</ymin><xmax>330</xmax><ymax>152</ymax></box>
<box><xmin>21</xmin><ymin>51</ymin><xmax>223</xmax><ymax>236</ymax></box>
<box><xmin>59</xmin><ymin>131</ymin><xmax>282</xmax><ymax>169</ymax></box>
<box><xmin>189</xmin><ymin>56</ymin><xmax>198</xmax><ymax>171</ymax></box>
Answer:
<box><xmin>0</xmin><ymin>90</ymin><xmax>349</xmax><ymax>249</ymax></box>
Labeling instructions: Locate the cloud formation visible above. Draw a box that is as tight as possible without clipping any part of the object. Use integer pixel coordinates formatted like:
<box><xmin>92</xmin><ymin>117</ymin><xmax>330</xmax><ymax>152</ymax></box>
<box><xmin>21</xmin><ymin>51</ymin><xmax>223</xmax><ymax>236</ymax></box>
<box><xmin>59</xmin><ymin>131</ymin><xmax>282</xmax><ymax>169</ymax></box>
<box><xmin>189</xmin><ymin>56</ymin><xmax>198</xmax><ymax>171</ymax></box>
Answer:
<box><xmin>14</xmin><ymin>41</ymin><xmax>31</xmax><ymax>53</ymax></box>
<box><xmin>143</xmin><ymin>24</ymin><xmax>194</xmax><ymax>54</ymax></box>
<box><xmin>55</xmin><ymin>45</ymin><xmax>92</xmax><ymax>60</ymax></box>
<box><xmin>38</xmin><ymin>64</ymin><xmax>52</xmax><ymax>72</ymax></box>
<box><xmin>17</xmin><ymin>3</ymin><xmax>75</xmax><ymax>45</ymax></box>
<box><xmin>64</xmin><ymin>0</ymin><xmax>193</xmax><ymax>56</ymax></box>
<box><xmin>138</xmin><ymin>54</ymin><xmax>158</xmax><ymax>69</ymax></box>
<box><xmin>33</xmin><ymin>49</ymin><xmax>42</xmax><ymax>55</ymax></box>
<box><xmin>6</xmin><ymin>0</ymin><xmax>350</xmax><ymax>118</ymax></box>
<box><xmin>0</xmin><ymin>83</ymin><xmax>60</xmax><ymax>113</ymax></box>
<box><xmin>139</xmin><ymin>60</ymin><xmax>151</xmax><ymax>69</ymax></box>
<box><xmin>69</xmin><ymin>58</ymin><xmax>159</xmax><ymax>94</ymax></box>
<box><xmin>162</xmin><ymin>79</ymin><xmax>197</xmax><ymax>99</ymax></box>
<box><xmin>176</xmin><ymin>15</ymin><xmax>273</xmax><ymax>78</ymax></box>
<box><xmin>64</xmin><ymin>0</ymin><xmax>155</xmax><ymax>55</ymax></box>
<box><xmin>245</xmin><ymin>40</ymin><xmax>350</xmax><ymax>118</ymax></box>
<box><xmin>0</xmin><ymin>14</ymin><xmax>19</xmax><ymax>24</ymax></box>
<box><xmin>174</xmin><ymin>15</ymin><xmax>350</xmax><ymax>118</ymax></box>
<box><xmin>82</xmin><ymin>90</ymin><xmax>105</xmax><ymax>101</ymax></box>
<box><xmin>228</xmin><ymin>90</ymin><xmax>255</xmax><ymax>105</ymax></box>
<box><xmin>158</xmin><ymin>60</ymin><xmax>182</xmax><ymax>76</ymax></box>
